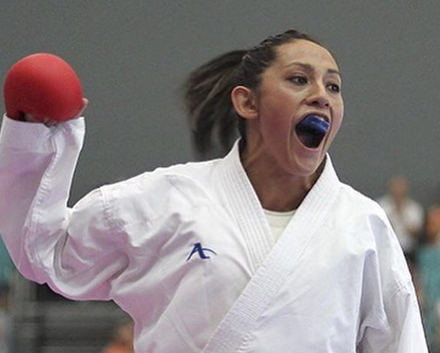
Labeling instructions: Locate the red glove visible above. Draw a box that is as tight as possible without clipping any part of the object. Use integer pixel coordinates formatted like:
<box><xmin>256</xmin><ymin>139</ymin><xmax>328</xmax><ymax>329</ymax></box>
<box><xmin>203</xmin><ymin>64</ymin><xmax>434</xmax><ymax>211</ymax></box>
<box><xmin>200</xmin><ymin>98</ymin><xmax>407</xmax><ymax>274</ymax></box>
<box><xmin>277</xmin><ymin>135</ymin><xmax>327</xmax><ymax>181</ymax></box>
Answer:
<box><xmin>4</xmin><ymin>53</ymin><xmax>83</xmax><ymax>122</ymax></box>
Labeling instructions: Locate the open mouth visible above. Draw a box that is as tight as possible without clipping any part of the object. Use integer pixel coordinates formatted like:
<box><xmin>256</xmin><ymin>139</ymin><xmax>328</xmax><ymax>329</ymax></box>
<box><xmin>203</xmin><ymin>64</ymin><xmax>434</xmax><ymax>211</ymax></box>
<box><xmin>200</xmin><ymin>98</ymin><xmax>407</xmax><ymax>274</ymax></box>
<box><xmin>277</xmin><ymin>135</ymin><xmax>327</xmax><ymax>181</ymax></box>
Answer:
<box><xmin>295</xmin><ymin>115</ymin><xmax>330</xmax><ymax>149</ymax></box>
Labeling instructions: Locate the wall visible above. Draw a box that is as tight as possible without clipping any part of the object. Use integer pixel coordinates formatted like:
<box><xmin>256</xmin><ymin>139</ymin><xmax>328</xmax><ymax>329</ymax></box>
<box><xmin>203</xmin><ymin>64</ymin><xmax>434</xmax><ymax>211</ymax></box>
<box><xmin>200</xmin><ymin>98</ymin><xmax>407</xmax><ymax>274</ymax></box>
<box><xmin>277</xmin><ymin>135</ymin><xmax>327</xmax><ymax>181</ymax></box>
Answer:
<box><xmin>1</xmin><ymin>0</ymin><xmax>439</xmax><ymax>206</ymax></box>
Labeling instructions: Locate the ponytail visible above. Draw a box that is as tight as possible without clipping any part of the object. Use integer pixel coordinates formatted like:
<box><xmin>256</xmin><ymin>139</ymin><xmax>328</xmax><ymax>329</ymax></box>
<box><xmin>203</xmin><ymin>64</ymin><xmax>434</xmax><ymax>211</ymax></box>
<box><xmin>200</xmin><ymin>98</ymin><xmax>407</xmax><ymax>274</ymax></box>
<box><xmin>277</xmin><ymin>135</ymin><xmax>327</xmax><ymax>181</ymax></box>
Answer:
<box><xmin>183</xmin><ymin>50</ymin><xmax>246</xmax><ymax>157</ymax></box>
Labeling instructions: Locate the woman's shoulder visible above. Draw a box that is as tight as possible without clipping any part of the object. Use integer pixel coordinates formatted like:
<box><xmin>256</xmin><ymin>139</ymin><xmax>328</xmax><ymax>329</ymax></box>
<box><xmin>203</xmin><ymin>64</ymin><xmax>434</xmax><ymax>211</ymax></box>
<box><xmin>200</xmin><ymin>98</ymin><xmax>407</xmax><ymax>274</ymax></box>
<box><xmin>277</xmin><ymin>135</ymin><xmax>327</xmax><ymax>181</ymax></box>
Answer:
<box><xmin>106</xmin><ymin>158</ymin><xmax>218</xmax><ymax>189</ymax></box>
<box><xmin>337</xmin><ymin>182</ymin><xmax>387</xmax><ymax>221</ymax></box>
<box><xmin>336</xmin><ymin>183</ymin><xmax>406</xmax><ymax>259</ymax></box>
<box><xmin>98</xmin><ymin>159</ymin><xmax>223</xmax><ymax>216</ymax></box>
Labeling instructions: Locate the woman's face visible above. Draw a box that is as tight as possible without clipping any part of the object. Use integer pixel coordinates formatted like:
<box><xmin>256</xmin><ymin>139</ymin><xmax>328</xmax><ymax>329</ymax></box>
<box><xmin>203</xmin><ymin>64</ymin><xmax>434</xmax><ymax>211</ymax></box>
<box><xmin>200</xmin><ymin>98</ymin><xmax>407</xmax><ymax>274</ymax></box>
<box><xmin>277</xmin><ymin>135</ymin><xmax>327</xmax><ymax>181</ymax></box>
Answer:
<box><xmin>248</xmin><ymin>39</ymin><xmax>344</xmax><ymax>177</ymax></box>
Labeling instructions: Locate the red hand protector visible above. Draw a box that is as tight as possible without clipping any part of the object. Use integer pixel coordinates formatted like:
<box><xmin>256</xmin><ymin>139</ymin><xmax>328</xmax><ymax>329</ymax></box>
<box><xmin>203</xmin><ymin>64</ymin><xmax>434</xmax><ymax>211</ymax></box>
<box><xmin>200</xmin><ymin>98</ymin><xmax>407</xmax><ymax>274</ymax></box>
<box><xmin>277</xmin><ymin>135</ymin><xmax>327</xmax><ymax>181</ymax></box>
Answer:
<box><xmin>3</xmin><ymin>53</ymin><xmax>83</xmax><ymax>122</ymax></box>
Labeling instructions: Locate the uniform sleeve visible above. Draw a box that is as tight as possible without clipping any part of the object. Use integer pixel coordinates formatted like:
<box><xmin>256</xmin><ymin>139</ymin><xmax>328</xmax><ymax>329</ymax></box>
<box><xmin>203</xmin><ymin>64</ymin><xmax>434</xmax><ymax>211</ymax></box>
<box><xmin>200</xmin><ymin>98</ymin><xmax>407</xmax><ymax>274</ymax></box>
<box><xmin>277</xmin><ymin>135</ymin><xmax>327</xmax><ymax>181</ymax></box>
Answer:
<box><xmin>356</xmin><ymin>211</ymin><xmax>428</xmax><ymax>353</ymax></box>
<box><xmin>358</xmin><ymin>281</ymin><xmax>428</xmax><ymax>352</ymax></box>
<box><xmin>0</xmin><ymin>115</ymin><xmax>128</xmax><ymax>300</ymax></box>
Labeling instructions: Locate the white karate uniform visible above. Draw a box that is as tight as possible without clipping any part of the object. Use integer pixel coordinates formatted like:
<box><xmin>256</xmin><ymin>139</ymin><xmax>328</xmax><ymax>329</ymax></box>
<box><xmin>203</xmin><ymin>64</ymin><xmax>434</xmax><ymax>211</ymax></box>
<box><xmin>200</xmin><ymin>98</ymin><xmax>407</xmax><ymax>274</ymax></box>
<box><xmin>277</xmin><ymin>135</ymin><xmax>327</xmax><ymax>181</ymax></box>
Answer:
<box><xmin>0</xmin><ymin>116</ymin><xmax>428</xmax><ymax>352</ymax></box>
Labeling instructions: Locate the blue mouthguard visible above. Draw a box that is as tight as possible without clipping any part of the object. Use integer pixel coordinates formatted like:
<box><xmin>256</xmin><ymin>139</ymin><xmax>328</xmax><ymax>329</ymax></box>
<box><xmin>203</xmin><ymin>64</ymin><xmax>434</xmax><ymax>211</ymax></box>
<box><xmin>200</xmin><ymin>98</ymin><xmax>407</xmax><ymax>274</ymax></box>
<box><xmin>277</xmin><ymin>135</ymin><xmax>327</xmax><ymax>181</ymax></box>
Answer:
<box><xmin>297</xmin><ymin>115</ymin><xmax>330</xmax><ymax>135</ymax></box>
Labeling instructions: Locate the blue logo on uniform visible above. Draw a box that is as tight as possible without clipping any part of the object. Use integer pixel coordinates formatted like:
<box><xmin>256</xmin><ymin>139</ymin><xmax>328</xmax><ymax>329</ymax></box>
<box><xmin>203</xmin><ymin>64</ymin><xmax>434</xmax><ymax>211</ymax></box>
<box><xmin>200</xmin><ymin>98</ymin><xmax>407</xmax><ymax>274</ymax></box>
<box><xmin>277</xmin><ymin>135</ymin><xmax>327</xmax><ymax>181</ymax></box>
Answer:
<box><xmin>187</xmin><ymin>242</ymin><xmax>217</xmax><ymax>261</ymax></box>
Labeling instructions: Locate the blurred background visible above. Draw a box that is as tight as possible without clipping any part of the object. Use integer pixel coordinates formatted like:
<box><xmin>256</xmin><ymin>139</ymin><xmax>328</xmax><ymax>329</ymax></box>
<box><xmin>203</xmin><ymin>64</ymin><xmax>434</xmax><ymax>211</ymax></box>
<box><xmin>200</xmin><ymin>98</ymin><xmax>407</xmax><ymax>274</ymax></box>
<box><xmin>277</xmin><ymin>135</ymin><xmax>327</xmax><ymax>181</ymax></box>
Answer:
<box><xmin>0</xmin><ymin>0</ymin><xmax>440</xmax><ymax>352</ymax></box>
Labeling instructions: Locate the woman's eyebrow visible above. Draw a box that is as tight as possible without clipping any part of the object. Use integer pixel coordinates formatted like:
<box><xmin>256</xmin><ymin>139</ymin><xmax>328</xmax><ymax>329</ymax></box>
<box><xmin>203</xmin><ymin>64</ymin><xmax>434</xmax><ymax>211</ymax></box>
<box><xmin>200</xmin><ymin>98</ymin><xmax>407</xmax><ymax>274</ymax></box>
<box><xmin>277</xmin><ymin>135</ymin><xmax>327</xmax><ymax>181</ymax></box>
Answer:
<box><xmin>328</xmin><ymin>68</ymin><xmax>342</xmax><ymax>78</ymax></box>
<box><xmin>285</xmin><ymin>61</ymin><xmax>342</xmax><ymax>78</ymax></box>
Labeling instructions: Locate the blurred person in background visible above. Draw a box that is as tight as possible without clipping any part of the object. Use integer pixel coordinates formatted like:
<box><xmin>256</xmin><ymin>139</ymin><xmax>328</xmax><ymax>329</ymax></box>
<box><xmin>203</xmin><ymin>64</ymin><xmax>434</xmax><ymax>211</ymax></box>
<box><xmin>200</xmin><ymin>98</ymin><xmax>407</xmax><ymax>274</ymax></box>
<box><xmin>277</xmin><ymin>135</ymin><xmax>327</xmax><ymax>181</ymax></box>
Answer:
<box><xmin>417</xmin><ymin>204</ymin><xmax>440</xmax><ymax>352</ymax></box>
<box><xmin>102</xmin><ymin>319</ymin><xmax>134</xmax><ymax>353</ymax></box>
<box><xmin>378</xmin><ymin>175</ymin><xmax>424</xmax><ymax>260</ymax></box>
<box><xmin>0</xmin><ymin>236</ymin><xmax>14</xmax><ymax>353</ymax></box>
<box><xmin>0</xmin><ymin>237</ymin><xmax>14</xmax><ymax>291</ymax></box>
<box><xmin>0</xmin><ymin>283</ymin><xmax>13</xmax><ymax>353</ymax></box>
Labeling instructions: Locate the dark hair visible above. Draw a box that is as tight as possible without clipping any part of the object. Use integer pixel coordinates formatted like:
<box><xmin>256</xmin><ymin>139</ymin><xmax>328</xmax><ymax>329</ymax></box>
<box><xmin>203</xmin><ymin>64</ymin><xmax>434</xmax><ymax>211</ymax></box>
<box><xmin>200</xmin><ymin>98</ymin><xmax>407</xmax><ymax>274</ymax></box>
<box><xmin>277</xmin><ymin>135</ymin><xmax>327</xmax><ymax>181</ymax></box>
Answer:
<box><xmin>183</xmin><ymin>29</ymin><xmax>323</xmax><ymax>157</ymax></box>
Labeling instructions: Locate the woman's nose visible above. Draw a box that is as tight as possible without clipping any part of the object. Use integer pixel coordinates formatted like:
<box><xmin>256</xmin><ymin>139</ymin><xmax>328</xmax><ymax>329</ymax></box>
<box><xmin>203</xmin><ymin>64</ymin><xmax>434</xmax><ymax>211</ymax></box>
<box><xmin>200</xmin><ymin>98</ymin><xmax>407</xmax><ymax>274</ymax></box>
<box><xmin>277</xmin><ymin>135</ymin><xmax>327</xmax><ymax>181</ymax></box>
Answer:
<box><xmin>304</xmin><ymin>84</ymin><xmax>330</xmax><ymax>108</ymax></box>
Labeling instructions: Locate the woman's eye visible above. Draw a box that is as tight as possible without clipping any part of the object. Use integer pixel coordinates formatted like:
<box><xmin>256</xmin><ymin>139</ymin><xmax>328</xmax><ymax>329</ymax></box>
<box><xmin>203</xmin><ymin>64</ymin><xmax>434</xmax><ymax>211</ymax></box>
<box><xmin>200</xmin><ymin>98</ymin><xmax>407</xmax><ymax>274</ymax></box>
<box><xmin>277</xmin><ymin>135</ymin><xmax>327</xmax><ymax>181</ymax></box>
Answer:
<box><xmin>288</xmin><ymin>76</ymin><xmax>308</xmax><ymax>85</ymax></box>
<box><xmin>327</xmin><ymin>83</ymin><xmax>341</xmax><ymax>93</ymax></box>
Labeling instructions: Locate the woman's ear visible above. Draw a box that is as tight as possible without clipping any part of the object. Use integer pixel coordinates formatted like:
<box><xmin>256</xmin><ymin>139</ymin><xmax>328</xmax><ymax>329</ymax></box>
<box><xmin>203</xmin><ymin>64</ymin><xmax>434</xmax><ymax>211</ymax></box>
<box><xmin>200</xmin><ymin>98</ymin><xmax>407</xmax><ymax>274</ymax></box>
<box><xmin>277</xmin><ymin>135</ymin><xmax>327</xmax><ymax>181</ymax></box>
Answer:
<box><xmin>231</xmin><ymin>86</ymin><xmax>258</xmax><ymax>120</ymax></box>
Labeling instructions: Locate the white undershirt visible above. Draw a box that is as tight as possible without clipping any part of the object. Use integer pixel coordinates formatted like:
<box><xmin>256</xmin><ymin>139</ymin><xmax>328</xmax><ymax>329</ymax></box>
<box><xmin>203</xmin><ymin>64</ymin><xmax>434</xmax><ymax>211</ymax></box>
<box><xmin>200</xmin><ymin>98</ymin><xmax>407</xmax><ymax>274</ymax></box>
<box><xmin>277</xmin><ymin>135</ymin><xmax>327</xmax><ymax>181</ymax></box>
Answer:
<box><xmin>264</xmin><ymin>209</ymin><xmax>296</xmax><ymax>242</ymax></box>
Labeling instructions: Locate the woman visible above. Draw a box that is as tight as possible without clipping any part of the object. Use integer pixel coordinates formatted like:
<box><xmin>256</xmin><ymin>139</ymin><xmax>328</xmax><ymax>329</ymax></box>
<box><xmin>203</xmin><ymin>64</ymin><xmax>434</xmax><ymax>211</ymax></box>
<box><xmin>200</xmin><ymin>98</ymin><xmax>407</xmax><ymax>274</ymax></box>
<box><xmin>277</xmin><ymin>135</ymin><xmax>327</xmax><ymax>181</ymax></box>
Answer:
<box><xmin>0</xmin><ymin>29</ymin><xmax>427</xmax><ymax>352</ymax></box>
<box><xmin>102</xmin><ymin>320</ymin><xmax>135</xmax><ymax>353</ymax></box>
<box><xmin>417</xmin><ymin>205</ymin><xmax>440</xmax><ymax>351</ymax></box>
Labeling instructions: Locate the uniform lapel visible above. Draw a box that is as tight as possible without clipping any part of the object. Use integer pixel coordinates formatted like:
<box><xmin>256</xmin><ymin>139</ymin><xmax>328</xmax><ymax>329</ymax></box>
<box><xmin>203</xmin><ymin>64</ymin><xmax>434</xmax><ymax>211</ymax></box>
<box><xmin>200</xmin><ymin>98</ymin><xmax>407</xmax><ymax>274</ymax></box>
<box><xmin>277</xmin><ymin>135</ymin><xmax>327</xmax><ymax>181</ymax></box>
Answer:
<box><xmin>217</xmin><ymin>141</ymin><xmax>274</xmax><ymax>274</ymax></box>
<box><xmin>206</xmin><ymin>145</ymin><xmax>341</xmax><ymax>353</ymax></box>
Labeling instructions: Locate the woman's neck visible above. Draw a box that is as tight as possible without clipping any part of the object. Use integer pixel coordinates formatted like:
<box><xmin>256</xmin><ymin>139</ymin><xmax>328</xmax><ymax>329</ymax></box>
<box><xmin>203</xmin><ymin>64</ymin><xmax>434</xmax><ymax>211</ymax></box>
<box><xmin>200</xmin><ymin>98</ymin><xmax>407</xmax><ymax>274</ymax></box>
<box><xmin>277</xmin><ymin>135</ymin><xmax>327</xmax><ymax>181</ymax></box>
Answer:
<box><xmin>240</xmin><ymin>144</ymin><xmax>322</xmax><ymax>212</ymax></box>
